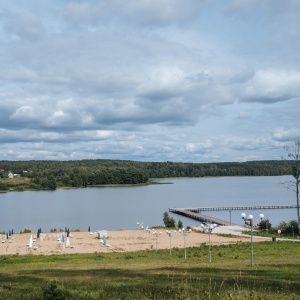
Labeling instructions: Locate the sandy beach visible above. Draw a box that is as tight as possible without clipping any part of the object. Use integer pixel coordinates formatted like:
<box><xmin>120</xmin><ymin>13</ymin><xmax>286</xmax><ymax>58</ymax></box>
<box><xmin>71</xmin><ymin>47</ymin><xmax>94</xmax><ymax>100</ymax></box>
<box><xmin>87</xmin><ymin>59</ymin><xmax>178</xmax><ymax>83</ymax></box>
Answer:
<box><xmin>0</xmin><ymin>226</ymin><xmax>270</xmax><ymax>256</ymax></box>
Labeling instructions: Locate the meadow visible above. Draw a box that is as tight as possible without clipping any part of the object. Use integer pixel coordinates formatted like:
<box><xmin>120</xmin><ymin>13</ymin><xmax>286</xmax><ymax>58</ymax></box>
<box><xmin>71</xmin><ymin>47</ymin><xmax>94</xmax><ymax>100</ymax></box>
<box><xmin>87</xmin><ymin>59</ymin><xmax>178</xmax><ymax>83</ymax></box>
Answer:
<box><xmin>0</xmin><ymin>241</ymin><xmax>299</xmax><ymax>299</ymax></box>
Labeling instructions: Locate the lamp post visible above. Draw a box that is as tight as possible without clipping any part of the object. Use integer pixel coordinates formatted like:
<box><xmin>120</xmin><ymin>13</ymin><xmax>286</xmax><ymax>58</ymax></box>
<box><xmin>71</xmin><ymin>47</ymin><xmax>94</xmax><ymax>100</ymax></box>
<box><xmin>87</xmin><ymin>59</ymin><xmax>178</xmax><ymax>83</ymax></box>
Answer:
<box><xmin>137</xmin><ymin>222</ymin><xmax>143</xmax><ymax>230</ymax></box>
<box><xmin>259</xmin><ymin>213</ymin><xmax>267</xmax><ymax>232</ymax></box>
<box><xmin>145</xmin><ymin>227</ymin><xmax>151</xmax><ymax>248</ymax></box>
<box><xmin>241</xmin><ymin>213</ymin><xmax>264</xmax><ymax>266</ymax></box>
<box><xmin>208</xmin><ymin>225</ymin><xmax>215</xmax><ymax>263</ymax></box>
<box><xmin>152</xmin><ymin>230</ymin><xmax>162</xmax><ymax>253</ymax></box>
<box><xmin>179</xmin><ymin>228</ymin><xmax>192</xmax><ymax>259</ymax></box>
<box><xmin>166</xmin><ymin>230</ymin><xmax>176</xmax><ymax>256</ymax></box>
<box><xmin>201</xmin><ymin>223</ymin><xmax>216</xmax><ymax>263</ymax></box>
<box><xmin>241</xmin><ymin>213</ymin><xmax>254</xmax><ymax>266</ymax></box>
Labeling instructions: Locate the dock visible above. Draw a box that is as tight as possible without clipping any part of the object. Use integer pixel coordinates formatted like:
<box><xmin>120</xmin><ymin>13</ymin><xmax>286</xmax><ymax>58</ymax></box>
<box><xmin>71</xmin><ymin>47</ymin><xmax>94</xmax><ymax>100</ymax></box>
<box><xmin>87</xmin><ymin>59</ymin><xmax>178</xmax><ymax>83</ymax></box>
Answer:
<box><xmin>169</xmin><ymin>208</ymin><xmax>234</xmax><ymax>226</ymax></box>
<box><xmin>171</xmin><ymin>205</ymin><xmax>297</xmax><ymax>213</ymax></box>
<box><xmin>169</xmin><ymin>205</ymin><xmax>298</xmax><ymax>226</ymax></box>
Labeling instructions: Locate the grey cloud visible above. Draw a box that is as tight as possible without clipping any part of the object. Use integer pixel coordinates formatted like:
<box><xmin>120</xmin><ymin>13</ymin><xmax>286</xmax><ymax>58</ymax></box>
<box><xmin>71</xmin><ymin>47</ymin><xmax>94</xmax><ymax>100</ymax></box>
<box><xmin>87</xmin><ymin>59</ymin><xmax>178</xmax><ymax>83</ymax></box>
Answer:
<box><xmin>3</xmin><ymin>12</ymin><xmax>45</xmax><ymax>40</ymax></box>
<box><xmin>0</xmin><ymin>1</ymin><xmax>299</xmax><ymax>162</ymax></box>
<box><xmin>63</xmin><ymin>0</ymin><xmax>209</xmax><ymax>28</ymax></box>
<box><xmin>1</xmin><ymin>24</ymin><xmax>229</xmax><ymax>131</ymax></box>
<box><xmin>225</xmin><ymin>0</ymin><xmax>260</xmax><ymax>17</ymax></box>
<box><xmin>238</xmin><ymin>70</ymin><xmax>300</xmax><ymax>104</ymax></box>
<box><xmin>269</xmin><ymin>0</ymin><xmax>300</xmax><ymax>16</ymax></box>
<box><xmin>225</xmin><ymin>68</ymin><xmax>255</xmax><ymax>85</ymax></box>
<box><xmin>272</xmin><ymin>129</ymin><xmax>300</xmax><ymax>142</ymax></box>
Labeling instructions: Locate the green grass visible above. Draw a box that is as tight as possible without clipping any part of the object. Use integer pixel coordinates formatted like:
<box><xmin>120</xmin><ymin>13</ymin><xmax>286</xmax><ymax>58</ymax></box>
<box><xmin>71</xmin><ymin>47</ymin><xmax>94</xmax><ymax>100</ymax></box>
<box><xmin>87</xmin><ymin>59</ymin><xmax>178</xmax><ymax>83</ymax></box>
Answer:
<box><xmin>0</xmin><ymin>241</ymin><xmax>299</xmax><ymax>299</ymax></box>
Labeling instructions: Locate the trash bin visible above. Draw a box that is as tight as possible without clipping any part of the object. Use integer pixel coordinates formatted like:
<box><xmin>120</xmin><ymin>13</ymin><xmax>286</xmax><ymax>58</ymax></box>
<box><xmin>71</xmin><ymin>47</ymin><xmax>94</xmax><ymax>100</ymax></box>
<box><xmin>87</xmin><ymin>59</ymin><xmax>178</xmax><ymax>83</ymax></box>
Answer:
<box><xmin>272</xmin><ymin>237</ymin><xmax>276</xmax><ymax>242</ymax></box>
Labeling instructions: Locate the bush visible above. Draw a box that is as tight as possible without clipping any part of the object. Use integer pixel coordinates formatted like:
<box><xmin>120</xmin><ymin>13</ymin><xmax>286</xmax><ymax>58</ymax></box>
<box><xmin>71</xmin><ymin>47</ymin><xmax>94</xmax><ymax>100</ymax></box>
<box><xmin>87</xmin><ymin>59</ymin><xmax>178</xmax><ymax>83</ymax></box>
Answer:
<box><xmin>257</xmin><ymin>219</ymin><xmax>272</xmax><ymax>231</ymax></box>
<box><xmin>177</xmin><ymin>219</ymin><xmax>183</xmax><ymax>229</ymax></box>
<box><xmin>20</xmin><ymin>228</ymin><xmax>31</xmax><ymax>233</ymax></box>
<box><xmin>42</xmin><ymin>282</ymin><xmax>66</xmax><ymax>300</ymax></box>
<box><xmin>163</xmin><ymin>212</ymin><xmax>175</xmax><ymax>227</ymax></box>
<box><xmin>278</xmin><ymin>220</ymin><xmax>299</xmax><ymax>235</ymax></box>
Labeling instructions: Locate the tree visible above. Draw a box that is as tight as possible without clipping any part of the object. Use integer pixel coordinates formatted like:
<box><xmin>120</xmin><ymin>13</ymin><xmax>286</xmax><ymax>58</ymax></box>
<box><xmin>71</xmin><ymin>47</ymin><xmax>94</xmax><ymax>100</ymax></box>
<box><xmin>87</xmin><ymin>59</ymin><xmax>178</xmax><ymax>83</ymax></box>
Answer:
<box><xmin>163</xmin><ymin>212</ymin><xmax>175</xmax><ymax>228</ymax></box>
<box><xmin>282</xmin><ymin>137</ymin><xmax>300</xmax><ymax>235</ymax></box>
<box><xmin>177</xmin><ymin>219</ymin><xmax>183</xmax><ymax>229</ymax></box>
<box><xmin>257</xmin><ymin>219</ymin><xmax>271</xmax><ymax>232</ymax></box>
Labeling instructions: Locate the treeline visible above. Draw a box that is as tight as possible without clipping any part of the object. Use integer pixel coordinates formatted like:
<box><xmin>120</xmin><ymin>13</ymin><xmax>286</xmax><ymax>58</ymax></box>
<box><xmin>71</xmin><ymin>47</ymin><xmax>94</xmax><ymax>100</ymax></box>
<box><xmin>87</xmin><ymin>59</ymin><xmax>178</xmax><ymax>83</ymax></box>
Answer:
<box><xmin>0</xmin><ymin>159</ymin><xmax>293</xmax><ymax>191</ymax></box>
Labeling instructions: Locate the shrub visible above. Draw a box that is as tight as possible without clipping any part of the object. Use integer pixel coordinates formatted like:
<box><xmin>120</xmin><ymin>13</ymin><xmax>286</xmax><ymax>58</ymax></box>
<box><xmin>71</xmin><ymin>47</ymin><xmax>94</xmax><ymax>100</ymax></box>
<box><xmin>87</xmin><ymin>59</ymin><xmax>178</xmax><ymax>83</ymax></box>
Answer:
<box><xmin>42</xmin><ymin>282</ymin><xmax>66</xmax><ymax>300</ymax></box>
<box><xmin>20</xmin><ymin>228</ymin><xmax>31</xmax><ymax>233</ymax></box>
<box><xmin>163</xmin><ymin>211</ymin><xmax>175</xmax><ymax>227</ymax></box>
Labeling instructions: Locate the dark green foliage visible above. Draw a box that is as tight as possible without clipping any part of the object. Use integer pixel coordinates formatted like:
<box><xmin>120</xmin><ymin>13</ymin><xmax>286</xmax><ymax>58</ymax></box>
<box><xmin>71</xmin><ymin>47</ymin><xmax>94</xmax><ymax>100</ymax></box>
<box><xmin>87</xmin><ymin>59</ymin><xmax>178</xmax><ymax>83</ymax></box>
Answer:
<box><xmin>0</xmin><ymin>159</ymin><xmax>296</xmax><ymax>192</ymax></box>
<box><xmin>42</xmin><ymin>282</ymin><xmax>66</xmax><ymax>300</ymax></box>
<box><xmin>278</xmin><ymin>220</ymin><xmax>299</xmax><ymax>235</ymax></box>
<box><xmin>258</xmin><ymin>219</ymin><xmax>272</xmax><ymax>231</ymax></box>
<box><xmin>163</xmin><ymin>211</ymin><xmax>176</xmax><ymax>227</ymax></box>
<box><xmin>177</xmin><ymin>219</ymin><xmax>183</xmax><ymax>229</ymax></box>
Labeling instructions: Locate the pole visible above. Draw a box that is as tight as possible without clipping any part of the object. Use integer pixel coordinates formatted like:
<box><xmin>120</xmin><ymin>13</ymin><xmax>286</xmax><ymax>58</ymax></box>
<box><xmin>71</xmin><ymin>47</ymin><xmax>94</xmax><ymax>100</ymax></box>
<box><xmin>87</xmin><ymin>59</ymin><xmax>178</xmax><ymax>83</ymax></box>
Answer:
<box><xmin>250</xmin><ymin>219</ymin><xmax>254</xmax><ymax>266</ymax></box>
<box><xmin>184</xmin><ymin>234</ymin><xmax>186</xmax><ymax>259</ymax></box>
<box><xmin>179</xmin><ymin>228</ymin><xmax>191</xmax><ymax>259</ymax></box>
<box><xmin>208</xmin><ymin>229</ymin><xmax>212</xmax><ymax>263</ymax></box>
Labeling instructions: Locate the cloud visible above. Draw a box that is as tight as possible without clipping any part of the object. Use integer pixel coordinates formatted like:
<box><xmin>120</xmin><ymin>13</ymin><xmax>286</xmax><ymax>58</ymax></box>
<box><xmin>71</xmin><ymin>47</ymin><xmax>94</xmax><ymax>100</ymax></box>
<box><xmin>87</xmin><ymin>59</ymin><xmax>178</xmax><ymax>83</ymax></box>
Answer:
<box><xmin>0</xmin><ymin>1</ymin><xmax>299</xmax><ymax>162</ymax></box>
<box><xmin>64</xmin><ymin>0</ymin><xmax>209</xmax><ymax>28</ymax></box>
<box><xmin>3</xmin><ymin>12</ymin><xmax>45</xmax><ymax>40</ymax></box>
<box><xmin>239</xmin><ymin>70</ymin><xmax>300</xmax><ymax>104</ymax></box>
<box><xmin>272</xmin><ymin>128</ymin><xmax>300</xmax><ymax>142</ymax></box>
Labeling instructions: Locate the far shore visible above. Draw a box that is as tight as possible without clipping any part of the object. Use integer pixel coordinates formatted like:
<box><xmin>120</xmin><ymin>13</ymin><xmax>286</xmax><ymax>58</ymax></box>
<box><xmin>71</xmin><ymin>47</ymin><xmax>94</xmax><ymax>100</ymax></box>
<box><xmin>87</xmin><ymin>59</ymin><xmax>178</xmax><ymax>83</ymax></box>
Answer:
<box><xmin>0</xmin><ymin>178</ymin><xmax>173</xmax><ymax>193</ymax></box>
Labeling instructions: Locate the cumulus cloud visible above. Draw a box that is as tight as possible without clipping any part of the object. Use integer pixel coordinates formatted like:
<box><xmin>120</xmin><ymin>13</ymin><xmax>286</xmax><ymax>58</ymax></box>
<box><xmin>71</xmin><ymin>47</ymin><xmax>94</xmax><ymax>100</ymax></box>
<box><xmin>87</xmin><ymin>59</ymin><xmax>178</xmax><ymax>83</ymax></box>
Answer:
<box><xmin>0</xmin><ymin>1</ymin><xmax>299</xmax><ymax>162</ymax></box>
<box><xmin>240</xmin><ymin>70</ymin><xmax>300</xmax><ymax>103</ymax></box>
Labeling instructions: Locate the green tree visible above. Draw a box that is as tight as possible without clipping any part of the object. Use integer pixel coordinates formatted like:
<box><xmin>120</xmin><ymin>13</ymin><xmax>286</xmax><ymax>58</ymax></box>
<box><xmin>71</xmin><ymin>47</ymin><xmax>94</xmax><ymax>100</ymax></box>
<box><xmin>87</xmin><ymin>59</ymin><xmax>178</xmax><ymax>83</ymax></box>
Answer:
<box><xmin>257</xmin><ymin>219</ymin><xmax>271</xmax><ymax>232</ymax></box>
<box><xmin>288</xmin><ymin>219</ymin><xmax>299</xmax><ymax>235</ymax></box>
<box><xmin>163</xmin><ymin>212</ymin><xmax>175</xmax><ymax>228</ymax></box>
<box><xmin>177</xmin><ymin>219</ymin><xmax>183</xmax><ymax>229</ymax></box>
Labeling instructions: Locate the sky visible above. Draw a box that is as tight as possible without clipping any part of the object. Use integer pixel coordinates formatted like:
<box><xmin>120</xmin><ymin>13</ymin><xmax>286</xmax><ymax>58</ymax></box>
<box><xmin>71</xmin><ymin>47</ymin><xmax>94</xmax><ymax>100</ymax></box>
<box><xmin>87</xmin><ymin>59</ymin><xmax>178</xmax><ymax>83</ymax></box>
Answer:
<box><xmin>0</xmin><ymin>0</ymin><xmax>300</xmax><ymax>163</ymax></box>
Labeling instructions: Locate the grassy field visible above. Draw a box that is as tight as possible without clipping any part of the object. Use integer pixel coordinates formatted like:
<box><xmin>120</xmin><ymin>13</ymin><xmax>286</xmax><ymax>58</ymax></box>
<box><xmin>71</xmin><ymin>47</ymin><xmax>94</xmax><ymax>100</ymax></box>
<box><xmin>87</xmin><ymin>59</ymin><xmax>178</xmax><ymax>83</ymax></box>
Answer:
<box><xmin>0</xmin><ymin>241</ymin><xmax>299</xmax><ymax>299</ymax></box>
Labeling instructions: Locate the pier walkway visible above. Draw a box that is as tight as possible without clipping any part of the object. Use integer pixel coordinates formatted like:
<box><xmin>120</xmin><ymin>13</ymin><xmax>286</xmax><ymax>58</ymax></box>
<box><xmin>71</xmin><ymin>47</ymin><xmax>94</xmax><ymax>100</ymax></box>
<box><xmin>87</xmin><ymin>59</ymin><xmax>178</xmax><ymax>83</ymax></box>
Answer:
<box><xmin>170</xmin><ymin>205</ymin><xmax>297</xmax><ymax>213</ymax></box>
<box><xmin>169</xmin><ymin>208</ymin><xmax>234</xmax><ymax>226</ymax></box>
<box><xmin>169</xmin><ymin>205</ymin><xmax>298</xmax><ymax>226</ymax></box>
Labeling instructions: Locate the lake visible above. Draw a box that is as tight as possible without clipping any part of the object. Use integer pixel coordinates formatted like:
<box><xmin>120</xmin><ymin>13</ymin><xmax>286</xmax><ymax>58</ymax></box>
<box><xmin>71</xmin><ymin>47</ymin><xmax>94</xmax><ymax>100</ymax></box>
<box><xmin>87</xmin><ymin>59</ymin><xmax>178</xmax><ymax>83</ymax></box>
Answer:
<box><xmin>0</xmin><ymin>176</ymin><xmax>297</xmax><ymax>233</ymax></box>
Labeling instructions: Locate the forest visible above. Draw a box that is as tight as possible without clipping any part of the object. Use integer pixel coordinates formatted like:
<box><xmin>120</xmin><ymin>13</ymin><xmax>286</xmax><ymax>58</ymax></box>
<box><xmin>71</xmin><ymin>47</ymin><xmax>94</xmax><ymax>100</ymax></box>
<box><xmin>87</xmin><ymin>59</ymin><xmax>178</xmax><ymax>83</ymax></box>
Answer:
<box><xmin>0</xmin><ymin>159</ymin><xmax>294</xmax><ymax>191</ymax></box>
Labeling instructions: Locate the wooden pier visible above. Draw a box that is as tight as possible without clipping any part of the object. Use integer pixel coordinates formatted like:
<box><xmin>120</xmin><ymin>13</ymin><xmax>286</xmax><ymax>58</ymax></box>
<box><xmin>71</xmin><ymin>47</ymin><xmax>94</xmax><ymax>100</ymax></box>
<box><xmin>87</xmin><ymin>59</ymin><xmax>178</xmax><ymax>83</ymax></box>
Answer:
<box><xmin>170</xmin><ymin>205</ymin><xmax>297</xmax><ymax>213</ymax></box>
<box><xmin>169</xmin><ymin>209</ymin><xmax>233</xmax><ymax>226</ymax></box>
<box><xmin>169</xmin><ymin>205</ymin><xmax>298</xmax><ymax>226</ymax></box>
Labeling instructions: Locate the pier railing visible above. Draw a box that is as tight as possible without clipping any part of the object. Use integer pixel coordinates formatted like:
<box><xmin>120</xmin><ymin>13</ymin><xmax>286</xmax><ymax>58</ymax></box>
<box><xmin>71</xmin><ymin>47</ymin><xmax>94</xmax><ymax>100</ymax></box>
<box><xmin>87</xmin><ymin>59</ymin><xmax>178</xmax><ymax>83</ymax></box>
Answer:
<box><xmin>170</xmin><ymin>205</ymin><xmax>297</xmax><ymax>213</ymax></box>
<box><xmin>169</xmin><ymin>205</ymin><xmax>297</xmax><ymax>226</ymax></box>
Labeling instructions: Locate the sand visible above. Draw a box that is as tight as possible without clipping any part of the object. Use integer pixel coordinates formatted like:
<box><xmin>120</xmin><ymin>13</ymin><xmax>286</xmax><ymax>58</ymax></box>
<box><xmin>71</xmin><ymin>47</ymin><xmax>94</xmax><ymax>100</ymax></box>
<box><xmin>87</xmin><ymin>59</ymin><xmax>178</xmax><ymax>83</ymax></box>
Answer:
<box><xmin>0</xmin><ymin>226</ymin><xmax>269</xmax><ymax>256</ymax></box>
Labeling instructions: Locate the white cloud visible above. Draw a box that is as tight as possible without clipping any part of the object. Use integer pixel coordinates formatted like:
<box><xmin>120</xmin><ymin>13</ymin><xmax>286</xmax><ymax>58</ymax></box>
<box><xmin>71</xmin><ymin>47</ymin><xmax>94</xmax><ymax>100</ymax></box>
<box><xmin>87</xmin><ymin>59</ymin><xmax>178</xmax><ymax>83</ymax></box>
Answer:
<box><xmin>0</xmin><ymin>1</ymin><xmax>299</xmax><ymax>162</ymax></box>
<box><xmin>240</xmin><ymin>70</ymin><xmax>300</xmax><ymax>103</ymax></box>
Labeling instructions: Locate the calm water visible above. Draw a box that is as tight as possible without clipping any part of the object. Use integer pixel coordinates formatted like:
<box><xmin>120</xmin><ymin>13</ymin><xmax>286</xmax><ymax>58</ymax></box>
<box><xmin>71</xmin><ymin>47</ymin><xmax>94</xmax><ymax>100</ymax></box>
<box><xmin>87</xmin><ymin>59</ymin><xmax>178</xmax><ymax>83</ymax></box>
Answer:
<box><xmin>0</xmin><ymin>176</ymin><xmax>296</xmax><ymax>232</ymax></box>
